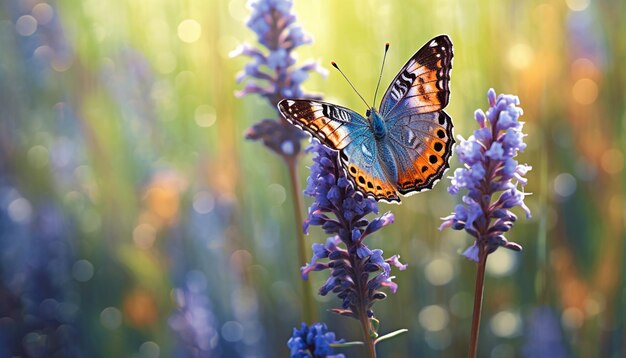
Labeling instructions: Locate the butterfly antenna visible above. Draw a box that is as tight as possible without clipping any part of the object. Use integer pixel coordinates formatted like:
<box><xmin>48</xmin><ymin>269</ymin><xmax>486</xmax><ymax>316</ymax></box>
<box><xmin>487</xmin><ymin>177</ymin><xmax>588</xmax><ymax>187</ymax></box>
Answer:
<box><xmin>331</xmin><ymin>61</ymin><xmax>371</xmax><ymax>109</ymax></box>
<box><xmin>372</xmin><ymin>42</ymin><xmax>390</xmax><ymax>107</ymax></box>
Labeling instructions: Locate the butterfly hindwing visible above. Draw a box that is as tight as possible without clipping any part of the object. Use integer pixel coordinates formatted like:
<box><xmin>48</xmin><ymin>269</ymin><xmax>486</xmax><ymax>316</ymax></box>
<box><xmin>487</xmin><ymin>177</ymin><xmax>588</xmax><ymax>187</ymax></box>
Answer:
<box><xmin>339</xmin><ymin>134</ymin><xmax>400</xmax><ymax>203</ymax></box>
<box><xmin>278</xmin><ymin>99</ymin><xmax>369</xmax><ymax>150</ymax></box>
<box><xmin>385</xmin><ymin>111</ymin><xmax>455</xmax><ymax>194</ymax></box>
<box><xmin>379</xmin><ymin>35</ymin><xmax>453</xmax><ymax>118</ymax></box>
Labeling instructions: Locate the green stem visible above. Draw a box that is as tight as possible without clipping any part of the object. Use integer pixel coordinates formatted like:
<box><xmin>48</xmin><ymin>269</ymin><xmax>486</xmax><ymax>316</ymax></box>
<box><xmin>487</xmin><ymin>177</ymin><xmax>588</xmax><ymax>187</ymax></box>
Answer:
<box><xmin>286</xmin><ymin>156</ymin><xmax>317</xmax><ymax>324</ymax></box>
<box><xmin>468</xmin><ymin>244</ymin><xmax>488</xmax><ymax>358</ymax></box>
<box><xmin>358</xmin><ymin>313</ymin><xmax>377</xmax><ymax>358</ymax></box>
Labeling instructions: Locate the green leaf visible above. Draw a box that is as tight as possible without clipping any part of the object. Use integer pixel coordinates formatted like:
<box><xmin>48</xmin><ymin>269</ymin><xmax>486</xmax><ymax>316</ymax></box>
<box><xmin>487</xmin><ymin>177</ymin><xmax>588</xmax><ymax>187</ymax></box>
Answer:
<box><xmin>374</xmin><ymin>329</ymin><xmax>409</xmax><ymax>345</ymax></box>
<box><xmin>330</xmin><ymin>341</ymin><xmax>364</xmax><ymax>348</ymax></box>
<box><xmin>370</xmin><ymin>317</ymin><xmax>380</xmax><ymax>338</ymax></box>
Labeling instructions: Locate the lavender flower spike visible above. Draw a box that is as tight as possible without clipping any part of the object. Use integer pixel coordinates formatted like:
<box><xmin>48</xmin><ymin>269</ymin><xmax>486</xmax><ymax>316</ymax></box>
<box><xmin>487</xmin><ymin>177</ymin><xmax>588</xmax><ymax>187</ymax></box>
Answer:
<box><xmin>440</xmin><ymin>88</ymin><xmax>531</xmax><ymax>261</ymax></box>
<box><xmin>288</xmin><ymin>322</ymin><xmax>345</xmax><ymax>358</ymax></box>
<box><xmin>302</xmin><ymin>144</ymin><xmax>406</xmax><ymax>320</ymax></box>
<box><xmin>234</xmin><ymin>0</ymin><xmax>326</xmax><ymax>158</ymax></box>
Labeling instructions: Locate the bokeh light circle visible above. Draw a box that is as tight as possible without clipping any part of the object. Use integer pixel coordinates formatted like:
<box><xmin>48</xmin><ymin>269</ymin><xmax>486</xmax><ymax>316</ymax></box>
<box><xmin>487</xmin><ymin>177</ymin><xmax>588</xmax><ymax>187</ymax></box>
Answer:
<box><xmin>32</xmin><ymin>3</ymin><xmax>54</xmax><ymax>25</ymax></box>
<box><xmin>16</xmin><ymin>15</ymin><xmax>37</xmax><ymax>36</ymax></box>
<box><xmin>489</xmin><ymin>310</ymin><xmax>522</xmax><ymax>337</ymax></box>
<box><xmin>553</xmin><ymin>173</ymin><xmax>577</xmax><ymax>198</ymax></box>
<box><xmin>221</xmin><ymin>321</ymin><xmax>244</xmax><ymax>342</ymax></box>
<box><xmin>139</xmin><ymin>341</ymin><xmax>160</xmax><ymax>358</ymax></box>
<box><xmin>508</xmin><ymin>43</ymin><xmax>534</xmax><ymax>70</ymax></box>
<box><xmin>572</xmin><ymin>78</ymin><xmax>598</xmax><ymax>105</ymax></box>
<box><xmin>600</xmin><ymin>148</ymin><xmax>624</xmax><ymax>174</ymax></box>
<box><xmin>100</xmin><ymin>307</ymin><xmax>123</xmax><ymax>330</ymax></box>
<box><xmin>424</xmin><ymin>258</ymin><xmax>454</xmax><ymax>286</ymax></box>
<box><xmin>566</xmin><ymin>0</ymin><xmax>590</xmax><ymax>11</ymax></box>
<box><xmin>72</xmin><ymin>259</ymin><xmax>95</xmax><ymax>282</ymax></box>
<box><xmin>177</xmin><ymin>19</ymin><xmax>202</xmax><ymax>43</ymax></box>
<box><xmin>486</xmin><ymin>249</ymin><xmax>518</xmax><ymax>277</ymax></box>
<box><xmin>8</xmin><ymin>197</ymin><xmax>33</xmax><ymax>224</ymax></box>
<box><xmin>418</xmin><ymin>305</ymin><xmax>449</xmax><ymax>332</ymax></box>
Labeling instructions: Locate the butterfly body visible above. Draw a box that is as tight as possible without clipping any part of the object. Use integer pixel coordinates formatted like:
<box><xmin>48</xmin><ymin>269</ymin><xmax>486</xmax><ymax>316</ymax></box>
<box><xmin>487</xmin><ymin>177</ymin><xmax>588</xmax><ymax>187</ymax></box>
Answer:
<box><xmin>368</xmin><ymin>109</ymin><xmax>387</xmax><ymax>140</ymax></box>
<box><xmin>278</xmin><ymin>35</ymin><xmax>455</xmax><ymax>204</ymax></box>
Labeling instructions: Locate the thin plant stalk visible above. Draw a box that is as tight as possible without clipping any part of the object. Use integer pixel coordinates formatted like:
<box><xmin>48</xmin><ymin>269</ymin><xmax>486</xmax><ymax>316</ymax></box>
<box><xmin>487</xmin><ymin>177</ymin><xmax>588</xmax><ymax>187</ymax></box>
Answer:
<box><xmin>286</xmin><ymin>156</ymin><xmax>316</xmax><ymax>323</ymax></box>
<box><xmin>350</xmin><ymin>252</ymin><xmax>377</xmax><ymax>358</ymax></box>
<box><xmin>468</xmin><ymin>244</ymin><xmax>488</xmax><ymax>358</ymax></box>
<box><xmin>358</xmin><ymin>313</ymin><xmax>376</xmax><ymax>358</ymax></box>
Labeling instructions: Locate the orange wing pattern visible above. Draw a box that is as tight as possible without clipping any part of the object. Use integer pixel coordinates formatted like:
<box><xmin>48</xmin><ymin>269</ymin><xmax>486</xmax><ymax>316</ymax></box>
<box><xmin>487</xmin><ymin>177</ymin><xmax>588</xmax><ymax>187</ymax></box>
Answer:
<box><xmin>278</xmin><ymin>99</ymin><xmax>368</xmax><ymax>150</ymax></box>
<box><xmin>379</xmin><ymin>35</ymin><xmax>453</xmax><ymax>117</ymax></box>
<box><xmin>385</xmin><ymin>111</ymin><xmax>455</xmax><ymax>195</ymax></box>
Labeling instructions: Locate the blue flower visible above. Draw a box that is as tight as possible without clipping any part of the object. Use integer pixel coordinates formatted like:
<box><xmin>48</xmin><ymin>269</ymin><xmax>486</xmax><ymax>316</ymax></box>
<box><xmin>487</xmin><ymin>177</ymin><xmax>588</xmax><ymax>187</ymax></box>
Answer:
<box><xmin>287</xmin><ymin>322</ymin><xmax>345</xmax><ymax>358</ymax></box>
<box><xmin>440</xmin><ymin>89</ymin><xmax>531</xmax><ymax>261</ymax></box>
<box><xmin>302</xmin><ymin>144</ymin><xmax>405</xmax><ymax>319</ymax></box>
<box><xmin>522</xmin><ymin>306</ymin><xmax>569</xmax><ymax>358</ymax></box>
<box><xmin>235</xmin><ymin>0</ymin><xmax>326</xmax><ymax>158</ymax></box>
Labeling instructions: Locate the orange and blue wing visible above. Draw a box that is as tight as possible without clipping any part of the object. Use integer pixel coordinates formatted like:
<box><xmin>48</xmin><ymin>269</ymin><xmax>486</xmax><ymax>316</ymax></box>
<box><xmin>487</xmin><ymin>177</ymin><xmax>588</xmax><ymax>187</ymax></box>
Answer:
<box><xmin>278</xmin><ymin>99</ymin><xmax>399</xmax><ymax>202</ymax></box>
<box><xmin>379</xmin><ymin>35</ymin><xmax>455</xmax><ymax>197</ymax></box>
<box><xmin>278</xmin><ymin>99</ymin><xmax>368</xmax><ymax>150</ymax></box>
<box><xmin>339</xmin><ymin>134</ymin><xmax>400</xmax><ymax>203</ymax></box>
<box><xmin>384</xmin><ymin>111</ymin><xmax>455</xmax><ymax>195</ymax></box>
<box><xmin>379</xmin><ymin>35</ymin><xmax>453</xmax><ymax>118</ymax></box>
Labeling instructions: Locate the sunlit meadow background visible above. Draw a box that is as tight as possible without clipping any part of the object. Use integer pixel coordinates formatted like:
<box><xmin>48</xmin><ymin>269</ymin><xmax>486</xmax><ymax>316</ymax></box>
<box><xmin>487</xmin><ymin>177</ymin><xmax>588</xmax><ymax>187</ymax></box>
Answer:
<box><xmin>1</xmin><ymin>0</ymin><xmax>624</xmax><ymax>357</ymax></box>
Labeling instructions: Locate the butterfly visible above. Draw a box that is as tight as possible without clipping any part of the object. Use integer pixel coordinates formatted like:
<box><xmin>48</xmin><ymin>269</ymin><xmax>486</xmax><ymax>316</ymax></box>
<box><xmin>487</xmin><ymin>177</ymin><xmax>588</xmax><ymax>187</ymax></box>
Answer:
<box><xmin>278</xmin><ymin>35</ymin><xmax>454</xmax><ymax>204</ymax></box>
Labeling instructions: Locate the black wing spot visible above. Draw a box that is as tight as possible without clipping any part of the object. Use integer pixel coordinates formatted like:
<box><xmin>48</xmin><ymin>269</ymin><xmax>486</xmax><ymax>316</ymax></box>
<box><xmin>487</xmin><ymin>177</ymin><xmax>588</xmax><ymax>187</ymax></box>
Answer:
<box><xmin>367</xmin><ymin>182</ymin><xmax>374</xmax><ymax>189</ymax></box>
<box><xmin>358</xmin><ymin>176</ymin><xmax>366</xmax><ymax>184</ymax></box>
<box><xmin>437</xmin><ymin>129</ymin><xmax>446</xmax><ymax>139</ymax></box>
<box><xmin>429</xmin><ymin>155</ymin><xmax>438</xmax><ymax>164</ymax></box>
<box><xmin>438</xmin><ymin>114</ymin><xmax>446</xmax><ymax>125</ymax></box>
<box><xmin>421</xmin><ymin>165</ymin><xmax>428</xmax><ymax>173</ymax></box>
<box><xmin>376</xmin><ymin>185</ymin><xmax>382</xmax><ymax>190</ymax></box>
<box><xmin>434</xmin><ymin>142</ymin><xmax>443</xmax><ymax>152</ymax></box>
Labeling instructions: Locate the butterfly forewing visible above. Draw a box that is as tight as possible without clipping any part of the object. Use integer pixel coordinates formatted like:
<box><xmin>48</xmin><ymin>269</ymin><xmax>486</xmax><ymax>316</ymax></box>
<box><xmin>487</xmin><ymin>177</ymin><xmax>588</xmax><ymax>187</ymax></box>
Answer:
<box><xmin>278</xmin><ymin>99</ymin><xmax>400</xmax><ymax>202</ymax></box>
<box><xmin>379</xmin><ymin>35</ymin><xmax>453</xmax><ymax>118</ymax></box>
<box><xmin>278</xmin><ymin>99</ymin><xmax>368</xmax><ymax>150</ymax></box>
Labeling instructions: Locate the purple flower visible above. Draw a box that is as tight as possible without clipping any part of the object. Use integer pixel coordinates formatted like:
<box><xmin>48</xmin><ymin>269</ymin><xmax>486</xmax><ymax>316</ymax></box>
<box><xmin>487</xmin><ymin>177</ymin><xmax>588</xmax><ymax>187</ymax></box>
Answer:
<box><xmin>168</xmin><ymin>271</ymin><xmax>220</xmax><ymax>357</ymax></box>
<box><xmin>440</xmin><ymin>89</ymin><xmax>531</xmax><ymax>261</ymax></box>
<box><xmin>287</xmin><ymin>322</ymin><xmax>345</xmax><ymax>358</ymax></box>
<box><xmin>522</xmin><ymin>306</ymin><xmax>568</xmax><ymax>358</ymax></box>
<box><xmin>234</xmin><ymin>0</ymin><xmax>326</xmax><ymax>158</ymax></box>
<box><xmin>302</xmin><ymin>144</ymin><xmax>405</xmax><ymax>319</ymax></box>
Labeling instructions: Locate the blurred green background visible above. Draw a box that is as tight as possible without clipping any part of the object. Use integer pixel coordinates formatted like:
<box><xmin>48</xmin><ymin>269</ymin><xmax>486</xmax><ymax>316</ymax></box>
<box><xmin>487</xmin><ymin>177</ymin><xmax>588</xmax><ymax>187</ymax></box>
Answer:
<box><xmin>0</xmin><ymin>0</ymin><xmax>624</xmax><ymax>357</ymax></box>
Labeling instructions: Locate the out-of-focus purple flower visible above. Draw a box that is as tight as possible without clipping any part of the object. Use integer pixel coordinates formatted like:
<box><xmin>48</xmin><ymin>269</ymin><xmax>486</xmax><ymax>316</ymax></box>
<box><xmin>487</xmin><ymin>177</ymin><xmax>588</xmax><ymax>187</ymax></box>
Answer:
<box><xmin>287</xmin><ymin>322</ymin><xmax>345</xmax><ymax>358</ymax></box>
<box><xmin>234</xmin><ymin>0</ymin><xmax>326</xmax><ymax>158</ymax></box>
<box><xmin>168</xmin><ymin>271</ymin><xmax>220</xmax><ymax>357</ymax></box>
<box><xmin>522</xmin><ymin>306</ymin><xmax>569</xmax><ymax>358</ymax></box>
<box><xmin>440</xmin><ymin>89</ymin><xmax>531</xmax><ymax>261</ymax></box>
<box><xmin>5</xmin><ymin>0</ymin><xmax>74</xmax><ymax>86</ymax></box>
<box><xmin>302</xmin><ymin>144</ymin><xmax>405</xmax><ymax>319</ymax></box>
<box><xmin>0</xmin><ymin>188</ymin><xmax>83</xmax><ymax>357</ymax></box>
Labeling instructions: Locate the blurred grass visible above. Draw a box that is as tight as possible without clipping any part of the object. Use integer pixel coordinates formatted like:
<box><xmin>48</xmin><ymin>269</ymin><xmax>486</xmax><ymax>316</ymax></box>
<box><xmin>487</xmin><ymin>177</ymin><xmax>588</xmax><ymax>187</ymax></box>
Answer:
<box><xmin>0</xmin><ymin>0</ymin><xmax>624</xmax><ymax>357</ymax></box>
